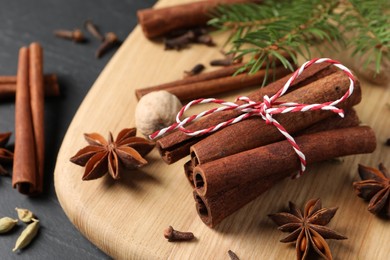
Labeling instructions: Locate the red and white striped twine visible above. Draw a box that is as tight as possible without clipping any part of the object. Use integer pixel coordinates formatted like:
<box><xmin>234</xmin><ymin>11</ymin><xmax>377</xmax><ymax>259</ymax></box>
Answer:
<box><xmin>149</xmin><ymin>58</ymin><xmax>356</xmax><ymax>178</ymax></box>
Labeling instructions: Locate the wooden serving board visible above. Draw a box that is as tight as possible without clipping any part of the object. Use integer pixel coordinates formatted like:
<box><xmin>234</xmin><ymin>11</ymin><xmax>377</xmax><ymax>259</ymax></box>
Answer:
<box><xmin>54</xmin><ymin>0</ymin><xmax>390</xmax><ymax>259</ymax></box>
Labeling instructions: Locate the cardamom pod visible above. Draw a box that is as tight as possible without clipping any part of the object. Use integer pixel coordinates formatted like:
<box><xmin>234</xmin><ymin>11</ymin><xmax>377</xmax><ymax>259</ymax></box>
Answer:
<box><xmin>12</xmin><ymin>219</ymin><xmax>39</xmax><ymax>252</ymax></box>
<box><xmin>0</xmin><ymin>217</ymin><xmax>18</xmax><ymax>234</ymax></box>
<box><xmin>15</xmin><ymin>208</ymin><xmax>35</xmax><ymax>223</ymax></box>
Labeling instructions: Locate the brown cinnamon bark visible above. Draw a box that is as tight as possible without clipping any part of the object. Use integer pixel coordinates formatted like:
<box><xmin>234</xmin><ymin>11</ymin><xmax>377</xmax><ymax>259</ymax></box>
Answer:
<box><xmin>157</xmin><ymin>66</ymin><xmax>290</xmax><ymax>101</ymax></box>
<box><xmin>137</xmin><ymin>0</ymin><xmax>254</xmax><ymax>39</ymax></box>
<box><xmin>184</xmin><ymin>108</ymin><xmax>360</xmax><ymax>186</ymax></box>
<box><xmin>135</xmin><ymin>63</ymin><xmax>244</xmax><ymax>100</ymax></box>
<box><xmin>192</xmin><ymin>126</ymin><xmax>376</xmax><ymax>227</ymax></box>
<box><xmin>29</xmin><ymin>42</ymin><xmax>45</xmax><ymax>194</ymax></box>
<box><xmin>157</xmin><ymin>63</ymin><xmax>337</xmax><ymax>164</ymax></box>
<box><xmin>136</xmin><ymin>54</ymin><xmax>293</xmax><ymax>100</ymax></box>
<box><xmin>12</xmin><ymin>47</ymin><xmax>38</xmax><ymax>195</ymax></box>
<box><xmin>190</xmin><ymin>70</ymin><xmax>362</xmax><ymax>165</ymax></box>
<box><xmin>0</xmin><ymin>74</ymin><xmax>59</xmax><ymax>99</ymax></box>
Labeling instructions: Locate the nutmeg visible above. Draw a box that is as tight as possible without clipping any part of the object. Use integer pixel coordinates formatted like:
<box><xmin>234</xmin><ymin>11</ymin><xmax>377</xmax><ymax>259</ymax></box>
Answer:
<box><xmin>135</xmin><ymin>91</ymin><xmax>182</xmax><ymax>137</ymax></box>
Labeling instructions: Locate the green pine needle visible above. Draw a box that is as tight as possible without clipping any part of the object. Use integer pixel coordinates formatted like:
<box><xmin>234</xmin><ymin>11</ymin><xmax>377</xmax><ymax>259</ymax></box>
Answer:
<box><xmin>209</xmin><ymin>0</ymin><xmax>390</xmax><ymax>83</ymax></box>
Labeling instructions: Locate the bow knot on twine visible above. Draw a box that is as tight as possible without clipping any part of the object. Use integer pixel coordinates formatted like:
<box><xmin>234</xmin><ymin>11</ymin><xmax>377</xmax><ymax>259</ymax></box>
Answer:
<box><xmin>150</xmin><ymin>58</ymin><xmax>356</xmax><ymax>178</ymax></box>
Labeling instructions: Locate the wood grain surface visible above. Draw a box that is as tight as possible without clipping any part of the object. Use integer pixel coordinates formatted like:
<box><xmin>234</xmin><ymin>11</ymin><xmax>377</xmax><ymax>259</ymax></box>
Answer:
<box><xmin>54</xmin><ymin>0</ymin><xmax>390</xmax><ymax>259</ymax></box>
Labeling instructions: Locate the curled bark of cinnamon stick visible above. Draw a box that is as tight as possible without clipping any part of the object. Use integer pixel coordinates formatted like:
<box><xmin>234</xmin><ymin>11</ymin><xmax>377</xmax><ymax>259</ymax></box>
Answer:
<box><xmin>0</xmin><ymin>74</ymin><xmax>59</xmax><ymax>100</ymax></box>
<box><xmin>135</xmin><ymin>63</ymin><xmax>244</xmax><ymax>100</ymax></box>
<box><xmin>137</xmin><ymin>0</ymin><xmax>254</xmax><ymax>39</ymax></box>
<box><xmin>136</xmin><ymin>53</ymin><xmax>293</xmax><ymax>101</ymax></box>
<box><xmin>158</xmin><ymin>66</ymin><xmax>290</xmax><ymax>101</ymax></box>
<box><xmin>190</xmin><ymin>70</ymin><xmax>362</xmax><ymax>166</ymax></box>
<box><xmin>29</xmin><ymin>42</ymin><xmax>45</xmax><ymax>194</ymax></box>
<box><xmin>157</xmin><ymin>63</ymin><xmax>337</xmax><ymax>164</ymax></box>
<box><xmin>193</xmin><ymin>126</ymin><xmax>376</xmax><ymax>227</ymax></box>
<box><xmin>184</xmin><ymin>108</ymin><xmax>360</xmax><ymax>186</ymax></box>
<box><xmin>12</xmin><ymin>47</ymin><xmax>38</xmax><ymax>195</ymax></box>
<box><xmin>12</xmin><ymin>43</ymin><xmax>45</xmax><ymax>195</ymax></box>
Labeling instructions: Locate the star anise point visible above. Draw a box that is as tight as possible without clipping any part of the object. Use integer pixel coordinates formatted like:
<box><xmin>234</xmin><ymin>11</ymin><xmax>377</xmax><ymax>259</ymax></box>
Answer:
<box><xmin>270</xmin><ymin>199</ymin><xmax>346</xmax><ymax>260</ymax></box>
<box><xmin>70</xmin><ymin>128</ymin><xmax>155</xmax><ymax>181</ymax></box>
<box><xmin>354</xmin><ymin>163</ymin><xmax>390</xmax><ymax>218</ymax></box>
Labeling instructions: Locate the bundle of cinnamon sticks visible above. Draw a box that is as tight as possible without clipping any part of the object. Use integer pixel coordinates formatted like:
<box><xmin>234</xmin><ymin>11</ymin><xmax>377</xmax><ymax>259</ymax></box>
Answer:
<box><xmin>154</xmin><ymin>62</ymin><xmax>376</xmax><ymax>227</ymax></box>
<box><xmin>12</xmin><ymin>43</ymin><xmax>47</xmax><ymax>195</ymax></box>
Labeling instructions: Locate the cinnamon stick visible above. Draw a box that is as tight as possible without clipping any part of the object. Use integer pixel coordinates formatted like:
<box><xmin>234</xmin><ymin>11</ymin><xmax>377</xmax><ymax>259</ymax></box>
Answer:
<box><xmin>184</xmin><ymin>108</ymin><xmax>360</xmax><ymax>186</ymax></box>
<box><xmin>137</xmin><ymin>0</ymin><xmax>254</xmax><ymax>39</ymax></box>
<box><xmin>12</xmin><ymin>43</ymin><xmax>45</xmax><ymax>195</ymax></box>
<box><xmin>29</xmin><ymin>42</ymin><xmax>45</xmax><ymax>194</ymax></box>
<box><xmin>136</xmin><ymin>53</ymin><xmax>293</xmax><ymax>100</ymax></box>
<box><xmin>135</xmin><ymin>63</ymin><xmax>244</xmax><ymax>100</ymax></box>
<box><xmin>0</xmin><ymin>74</ymin><xmax>59</xmax><ymax>99</ymax></box>
<box><xmin>192</xmin><ymin>126</ymin><xmax>376</xmax><ymax>227</ymax></box>
<box><xmin>12</xmin><ymin>47</ymin><xmax>38</xmax><ymax>195</ymax></box>
<box><xmin>157</xmin><ymin>63</ymin><xmax>338</xmax><ymax>164</ymax></box>
<box><xmin>190</xmin><ymin>70</ymin><xmax>362</xmax><ymax>166</ymax></box>
<box><xmin>160</xmin><ymin>66</ymin><xmax>291</xmax><ymax>101</ymax></box>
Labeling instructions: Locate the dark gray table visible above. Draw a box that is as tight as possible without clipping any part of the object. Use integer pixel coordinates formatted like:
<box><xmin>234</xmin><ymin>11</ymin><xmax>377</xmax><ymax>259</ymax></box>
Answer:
<box><xmin>0</xmin><ymin>1</ymin><xmax>156</xmax><ymax>259</ymax></box>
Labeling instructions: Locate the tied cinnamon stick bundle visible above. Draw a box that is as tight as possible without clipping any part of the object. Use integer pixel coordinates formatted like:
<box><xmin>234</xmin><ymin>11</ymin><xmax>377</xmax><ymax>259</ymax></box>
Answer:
<box><xmin>184</xmin><ymin>109</ymin><xmax>360</xmax><ymax>185</ymax></box>
<box><xmin>12</xmin><ymin>43</ymin><xmax>45</xmax><ymax>195</ymax></box>
<box><xmin>189</xmin><ymin>70</ymin><xmax>362</xmax><ymax>166</ymax></box>
<box><xmin>192</xmin><ymin>126</ymin><xmax>376</xmax><ymax>227</ymax></box>
<box><xmin>156</xmin><ymin>63</ymin><xmax>339</xmax><ymax>164</ymax></box>
<box><xmin>0</xmin><ymin>74</ymin><xmax>59</xmax><ymax>100</ymax></box>
<box><xmin>137</xmin><ymin>0</ymin><xmax>255</xmax><ymax>39</ymax></box>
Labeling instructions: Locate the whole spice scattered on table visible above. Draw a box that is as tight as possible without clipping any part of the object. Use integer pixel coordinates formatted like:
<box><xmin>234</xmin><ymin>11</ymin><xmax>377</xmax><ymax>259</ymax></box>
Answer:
<box><xmin>70</xmin><ymin>128</ymin><xmax>155</xmax><ymax>180</ymax></box>
<box><xmin>13</xmin><ymin>218</ymin><xmax>40</xmax><ymax>252</ymax></box>
<box><xmin>135</xmin><ymin>91</ymin><xmax>182</xmax><ymax>136</ymax></box>
<box><xmin>353</xmin><ymin>163</ymin><xmax>390</xmax><ymax>218</ymax></box>
<box><xmin>0</xmin><ymin>217</ymin><xmax>18</xmax><ymax>234</ymax></box>
<box><xmin>163</xmin><ymin>226</ymin><xmax>195</xmax><ymax>242</ymax></box>
<box><xmin>269</xmin><ymin>199</ymin><xmax>347</xmax><ymax>260</ymax></box>
<box><xmin>0</xmin><ymin>74</ymin><xmax>59</xmax><ymax>100</ymax></box>
<box><xmin>84</xmin><ymin>20</ymin><xmax>105</xmax><ymax>42</ymax></box>
<box><xmin>184</xmin><ymin>64</ymin><xmax>205</xmax><ymax>77</ymax></box>
<box><xmin>228</xmin><ymin>250</ymin><xmax>240</xmax><ymax>260</ymax></box>
<box><xmin>0</xmin><ymin>132</ymin><xmax>14</xmax><ymax>176</ymax></box>
<box><xmin>54</xmin><ymin>29</ymin><xmax>86</xmax><ymax>43</ymax></box>
<box><xmin>15</xmin><ymin>208</ymin><xmax>35</xmax><ymax>223</ymax></box>
<box><xmin>96</xmin><ymin>32</ymin><xmax>121</xmax><ymax>58</ymax></box>
<box><xmin>12</xmin><ymin>43</ymin><xmax>46</xmax><ymax>196</ymax></box>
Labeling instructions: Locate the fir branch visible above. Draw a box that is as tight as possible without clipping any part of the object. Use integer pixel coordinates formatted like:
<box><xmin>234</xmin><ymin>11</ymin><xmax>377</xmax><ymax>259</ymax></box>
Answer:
<box><xmin>210</xmin><ymin>0</ymin><xmax>390</xmax><ymax>82</ymax></box>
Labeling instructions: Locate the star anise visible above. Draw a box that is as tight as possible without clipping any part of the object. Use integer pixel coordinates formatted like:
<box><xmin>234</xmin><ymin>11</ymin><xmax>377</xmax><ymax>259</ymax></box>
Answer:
<box><xmin>0</xmin><ymin>132</ymin><xmax>14</xmax><ymax>176</ymax></box>
<box><xmin>353</xmin><ymin>163</ymin><xmax>390</xmax><ymax>218</ymax></box>
<box><xmin>269</xmin><ymin>199</ymin><xmax>347</xmax><ymax>260</ymax></box>
<box><xmin>70</xmin><ymin>128</ymin><xmax>155</xmax><ymax>180</ymax></box>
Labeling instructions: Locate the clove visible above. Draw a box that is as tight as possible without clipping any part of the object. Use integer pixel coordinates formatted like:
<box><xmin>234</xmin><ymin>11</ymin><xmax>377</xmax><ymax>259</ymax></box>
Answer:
<box><xmin>164</xmin><ymin>31</ymin><xmax>195</xmax><ymax>50</ymax></box>
<box><xmin>184</xmin><ymin>64</ymin><xmax>205</xmax><ymax>77</ymax></box>
<box><xmin>195</xmin><ymin>34</ymin><xmax>215</xmax><ymax>46</ymax></box>
<box><xmin>84</xmin><ymin>20</ymin><xmax>105</xmax><ymax>42</ymax></box>
<box><xmin>163</xmin><ymin>226</ymin><xmax>195</xmax><ymax>242</ymax></box>
<box><xmin>54</xmin><ymin>29</ymin><xmax>86</xmax><ymax>43</ymax></box>
<box><xmin>95</xmin><ymin>32</ymin><xmax>121</xmax><ymax>58</ymax></box>
<box><xmin>228</xmin><ymin>250</ymin><xmax>240</xmax><ymax>260</ymax></box>
<box><xmin>210</xmin><ymin>52</ymin><xmax>241</xmax><ymax>67</ymax></box>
